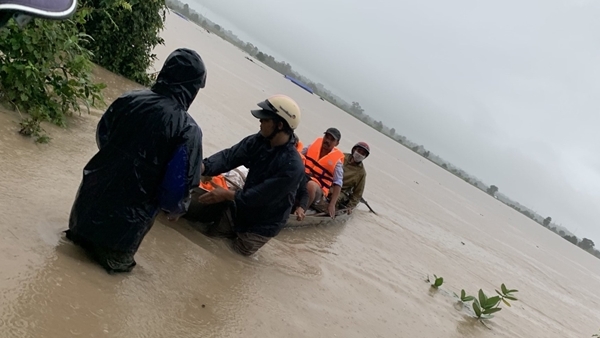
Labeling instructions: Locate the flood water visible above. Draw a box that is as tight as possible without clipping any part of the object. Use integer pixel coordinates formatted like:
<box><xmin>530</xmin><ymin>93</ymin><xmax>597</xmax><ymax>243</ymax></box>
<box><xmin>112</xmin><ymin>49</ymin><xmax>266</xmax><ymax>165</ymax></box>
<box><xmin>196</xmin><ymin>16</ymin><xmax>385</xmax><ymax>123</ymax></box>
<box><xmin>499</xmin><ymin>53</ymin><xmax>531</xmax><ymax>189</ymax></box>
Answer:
<box><xmin>1</xmin><ymin>12</ymin><xmax>599</xmax><ymax>338</ymax></box>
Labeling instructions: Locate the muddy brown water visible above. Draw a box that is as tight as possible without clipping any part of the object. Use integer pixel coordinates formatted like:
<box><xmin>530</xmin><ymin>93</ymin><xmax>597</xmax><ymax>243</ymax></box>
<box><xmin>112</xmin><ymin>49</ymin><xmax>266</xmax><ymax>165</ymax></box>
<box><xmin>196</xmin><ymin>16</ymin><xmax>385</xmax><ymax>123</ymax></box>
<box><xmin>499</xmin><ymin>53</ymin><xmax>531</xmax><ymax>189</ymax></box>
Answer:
<box><xmin>1</xmin><ymin>12</ymin><xmax>599</xmax><ymax>338</ymax></box>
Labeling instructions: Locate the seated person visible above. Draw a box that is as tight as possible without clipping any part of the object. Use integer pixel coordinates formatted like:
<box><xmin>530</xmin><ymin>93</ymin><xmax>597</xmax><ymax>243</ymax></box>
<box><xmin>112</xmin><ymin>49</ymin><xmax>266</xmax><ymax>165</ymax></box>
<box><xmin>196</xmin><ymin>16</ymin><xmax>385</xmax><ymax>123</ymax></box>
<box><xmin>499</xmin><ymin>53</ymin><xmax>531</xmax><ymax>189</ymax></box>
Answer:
<box><xmin>186</xmin><ymin>95</ymin><xmax>305</xmax><ymax>256</ymax></box>
<box><xmin>300</xmin><ymin>128</ymin><xmax>345</xmax><ymax>218</ymax></box>
<box><xmin>337</xmin><ymin>142</ymin><xmax>370</xmax><ymax>214</ymax></box>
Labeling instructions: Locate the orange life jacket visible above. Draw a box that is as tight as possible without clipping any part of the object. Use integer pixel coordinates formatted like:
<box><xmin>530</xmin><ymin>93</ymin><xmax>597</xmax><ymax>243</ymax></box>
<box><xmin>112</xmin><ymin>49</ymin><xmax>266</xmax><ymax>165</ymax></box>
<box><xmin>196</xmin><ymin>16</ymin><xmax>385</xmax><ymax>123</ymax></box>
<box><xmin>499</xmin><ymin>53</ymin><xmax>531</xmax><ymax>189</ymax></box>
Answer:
<box><xmin>296</xmin><ymin>139</ymin><xmax>306</xmax><ymax>164</ymax></box>
<box><xmin>296</xmin><ymin>140</ymin><xmax>304</xmax><ymax>153</ymax></box>
<box><xmin>304</xmin><ymin>137</ymin><xmax>344</xmax><ymax>196</ymax></box>
<box><xmin>199</xmin><ymin>175</ymin><xmax>229</xmax><ymax>191</ymax></box>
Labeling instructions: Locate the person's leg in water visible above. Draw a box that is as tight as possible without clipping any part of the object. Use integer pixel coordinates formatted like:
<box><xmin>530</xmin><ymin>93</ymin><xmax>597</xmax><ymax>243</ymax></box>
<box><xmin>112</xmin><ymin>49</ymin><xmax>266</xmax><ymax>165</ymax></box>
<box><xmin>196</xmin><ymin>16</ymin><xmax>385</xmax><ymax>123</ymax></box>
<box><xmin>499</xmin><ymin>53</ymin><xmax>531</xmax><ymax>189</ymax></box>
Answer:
<box><xmin>64</xmin><ymin>230</ymin><xmax>137</xmax><ymax>274</ymax></box>
<box><xmin>183</xmin><ymin>192</ymin><xmax>237</xmax><ymax>238</ymax></box>
<box><xmin>232</xmin><ymin>232</ymin><xmax>271</xmax><ymax>256</ymax></box>
<box><xmin>184</xmin><ymin>190</ymin><xmax>272</xmax><ymax>256</ymax></box>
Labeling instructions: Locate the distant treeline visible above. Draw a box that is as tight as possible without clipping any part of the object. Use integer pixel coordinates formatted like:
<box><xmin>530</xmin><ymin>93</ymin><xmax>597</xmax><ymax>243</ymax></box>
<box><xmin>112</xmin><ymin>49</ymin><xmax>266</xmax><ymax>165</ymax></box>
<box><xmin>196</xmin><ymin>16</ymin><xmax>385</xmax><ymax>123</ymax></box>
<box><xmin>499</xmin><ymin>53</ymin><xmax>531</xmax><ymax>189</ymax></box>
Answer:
<box><xmin>165</xmin><ymin>0</ymin><xmax>598</xmax><ymax>260</ymax></box>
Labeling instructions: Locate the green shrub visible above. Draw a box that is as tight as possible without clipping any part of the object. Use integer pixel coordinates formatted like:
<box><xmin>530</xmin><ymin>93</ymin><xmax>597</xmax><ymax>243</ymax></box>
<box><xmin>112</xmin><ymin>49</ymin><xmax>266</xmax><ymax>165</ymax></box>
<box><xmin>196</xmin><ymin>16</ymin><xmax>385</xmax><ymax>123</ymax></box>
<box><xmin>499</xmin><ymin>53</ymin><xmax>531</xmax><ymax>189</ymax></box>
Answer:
<box><xmin>0</xmin><ymin>7</ymin><xmax>105</xmax><ymax>142</ymax></box>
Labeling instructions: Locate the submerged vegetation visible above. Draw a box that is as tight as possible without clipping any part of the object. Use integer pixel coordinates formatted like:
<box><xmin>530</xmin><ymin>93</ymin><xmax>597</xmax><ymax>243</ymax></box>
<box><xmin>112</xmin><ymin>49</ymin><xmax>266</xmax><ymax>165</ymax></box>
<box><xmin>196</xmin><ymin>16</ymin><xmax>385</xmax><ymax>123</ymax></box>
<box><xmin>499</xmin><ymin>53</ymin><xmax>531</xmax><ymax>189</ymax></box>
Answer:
<box><xmin>427</xmin><ymin>275</ymin><xmax>519</xmax><ymax>327</ymax></box>
<box><xmin>426</xmin><ymin>274</ymin><xmax>444</xmax><ymax>289</ymax></box>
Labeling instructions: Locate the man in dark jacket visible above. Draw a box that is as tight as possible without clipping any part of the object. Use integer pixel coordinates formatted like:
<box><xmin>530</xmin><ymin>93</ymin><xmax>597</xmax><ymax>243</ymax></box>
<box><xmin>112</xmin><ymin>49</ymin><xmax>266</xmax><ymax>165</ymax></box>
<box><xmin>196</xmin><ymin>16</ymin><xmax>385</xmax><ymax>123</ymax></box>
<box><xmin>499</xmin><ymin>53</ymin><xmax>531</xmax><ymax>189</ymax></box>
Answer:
<box><xmin>187</xmin><ymin>94</ymin><xmax>304</xmax><ymax>256</ymax></box>
<box><xmin>65</xmin><ymin>48</ymin><xmax>207</xmax><ymax>273</ymax></box>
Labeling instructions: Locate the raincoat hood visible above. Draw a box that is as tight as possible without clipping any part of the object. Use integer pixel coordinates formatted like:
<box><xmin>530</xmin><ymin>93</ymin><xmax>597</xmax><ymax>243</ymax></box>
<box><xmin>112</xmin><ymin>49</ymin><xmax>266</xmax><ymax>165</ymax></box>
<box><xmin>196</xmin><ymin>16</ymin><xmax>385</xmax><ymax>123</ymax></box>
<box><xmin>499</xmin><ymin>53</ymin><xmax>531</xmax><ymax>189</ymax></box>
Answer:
<box><xmin>151</xmin><ymin>48</ymin><xmax>207</xmax><ymax>110</ymax></box>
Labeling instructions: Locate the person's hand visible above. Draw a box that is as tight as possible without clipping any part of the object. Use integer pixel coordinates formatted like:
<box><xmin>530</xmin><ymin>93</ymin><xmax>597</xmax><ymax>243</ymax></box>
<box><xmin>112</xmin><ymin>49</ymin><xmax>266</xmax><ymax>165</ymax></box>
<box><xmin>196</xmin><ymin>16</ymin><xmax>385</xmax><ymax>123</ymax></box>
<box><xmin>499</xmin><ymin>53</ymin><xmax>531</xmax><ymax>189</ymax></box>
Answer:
<box><xmin>347</xmin><ymin>208</ymin><xmax>353</xmax><ymax>215</ymax></box>
<box><xmin>198</xmin><ymin>186</ymin><xmax>234</xmax><ymax>204</ymax></box>
<box><xmin>294</xmin><ymin>207</ymin><xmax>306</xmax><ymax>221</ymax></box>
<box><xmin>327</xmin><ymin>202</ymin><xmax>336</xmax><ymax>219</ymax></box>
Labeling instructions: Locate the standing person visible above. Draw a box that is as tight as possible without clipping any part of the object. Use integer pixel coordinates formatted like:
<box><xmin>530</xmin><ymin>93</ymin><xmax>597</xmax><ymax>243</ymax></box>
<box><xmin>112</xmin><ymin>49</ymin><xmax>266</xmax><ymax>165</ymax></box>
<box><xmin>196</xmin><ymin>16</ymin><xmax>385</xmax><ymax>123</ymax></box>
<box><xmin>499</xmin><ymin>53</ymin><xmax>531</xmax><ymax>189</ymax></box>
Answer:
<box><xmin>187</xmin><ymin>94</ymin><xmax>305</xmax><ymax>256</ymax></box>
<box><xmin>337</xmin><ymin>142</ymin><xmax>370</xmax><ymax>213</ymax></box>
<box><xmin>65</xmin><ymin>48</ymin><xmax>207</xmax><ymax>274</ymax></box>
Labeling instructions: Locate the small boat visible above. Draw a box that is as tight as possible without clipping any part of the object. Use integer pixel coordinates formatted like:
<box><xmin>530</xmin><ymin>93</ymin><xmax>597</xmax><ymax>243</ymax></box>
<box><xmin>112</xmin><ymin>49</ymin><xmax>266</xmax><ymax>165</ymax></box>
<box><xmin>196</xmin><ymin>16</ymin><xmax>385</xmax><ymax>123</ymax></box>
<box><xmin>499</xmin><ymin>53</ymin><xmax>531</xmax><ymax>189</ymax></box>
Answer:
<box><xmin>284</xmin><ymin>208</ymin><xmax>352</xmax><ymax>228</ymax></box>
<box><xmin>190</xmin><ymin>166</ymin><xmax>353</xmax><ymax>228</ymax></box>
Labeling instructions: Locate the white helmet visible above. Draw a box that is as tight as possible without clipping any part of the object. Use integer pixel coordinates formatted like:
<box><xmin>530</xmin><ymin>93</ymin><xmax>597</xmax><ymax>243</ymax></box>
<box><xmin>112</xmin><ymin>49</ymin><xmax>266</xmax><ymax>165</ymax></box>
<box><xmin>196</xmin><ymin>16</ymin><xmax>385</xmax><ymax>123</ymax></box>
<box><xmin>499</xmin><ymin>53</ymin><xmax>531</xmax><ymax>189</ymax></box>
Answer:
<box><xmin>251</xmin><ymin>94</ymin><xmax>301</xmax><ymax>130</ymax></box>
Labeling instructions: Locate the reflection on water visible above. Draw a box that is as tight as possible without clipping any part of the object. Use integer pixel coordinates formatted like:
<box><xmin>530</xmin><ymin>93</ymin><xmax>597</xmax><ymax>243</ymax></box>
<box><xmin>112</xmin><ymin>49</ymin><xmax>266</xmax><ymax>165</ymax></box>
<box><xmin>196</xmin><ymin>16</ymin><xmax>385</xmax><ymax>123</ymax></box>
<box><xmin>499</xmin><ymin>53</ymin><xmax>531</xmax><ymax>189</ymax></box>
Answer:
<box><xmin>1</xmin><ymin>11</ymin><xmax>600</xmax><ymax>338</ymax></box>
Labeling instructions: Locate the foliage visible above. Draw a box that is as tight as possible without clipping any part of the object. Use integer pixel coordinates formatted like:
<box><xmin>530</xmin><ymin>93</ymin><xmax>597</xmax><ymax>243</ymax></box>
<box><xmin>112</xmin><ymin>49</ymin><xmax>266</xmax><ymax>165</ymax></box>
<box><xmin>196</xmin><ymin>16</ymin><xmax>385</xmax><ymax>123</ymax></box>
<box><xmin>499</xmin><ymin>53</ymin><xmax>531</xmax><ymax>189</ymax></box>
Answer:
<box><xmin>465</xmin><ymin>284</ymin><xmax>518</xmax><ymax>322</ymax></box>
<box><xmin>0</xmin><ymin>7</ymin><xmax>106</xmax><ymax>143</ymax></box>
<box><xmin>78</xmin><ymin>0</ymin><xmax>167</xmax><ymax>86</ymax></box>
<box><xmin>426</xmin><ymin>274</ymin><xmax>444</xmax><ymax>288</ymax></box>
<box><xmin>563</xmin><ymin>235</ymin><xmax>578</xmax><ymax>245</ymax></box>
<box><xmin>430</xmin><ymin>276</ymin><xmax>519</xmax><ymax>327</ymax></box>
<box><xmin>543</xmin><ymin>216</ymin><xmax>552</xmax><ymax>227</ymax></box>
<box><xmin>579</xmin><ymin>238</ymin><xmax>595</xmax><ymax>251</ymax></box>
<box><xmin>458</xmin><ymin>289</ymin><xmax>475</xmax><ymax>303</ymax></box>
<box><xmin>486</xmin><ymin>185</ymin><xmax>499</xmax><ymax>196</ymax></box>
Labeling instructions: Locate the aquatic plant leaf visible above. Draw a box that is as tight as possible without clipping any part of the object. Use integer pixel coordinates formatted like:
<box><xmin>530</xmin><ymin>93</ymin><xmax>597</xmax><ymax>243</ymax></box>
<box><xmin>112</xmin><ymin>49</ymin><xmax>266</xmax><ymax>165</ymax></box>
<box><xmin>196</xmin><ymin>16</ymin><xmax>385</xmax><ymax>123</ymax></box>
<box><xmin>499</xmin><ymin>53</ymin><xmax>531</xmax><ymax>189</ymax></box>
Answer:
<box><xmin>502</xmin><ymin>298</ymin><xmax>512</xmax><ymax>307</ymax></box>
<box><xmin>504</xmin><ymin>295</ymin><xmax>518</xmax><ymax>301</ymax></box>
<box><xmin>473</xmin><ymin>300</ymin><xmax>482</xmax><ymax>317</ymax></box>
<box><xmin>478</xmin><ymin>289</ymin><xmax>487</xmax><ymax>306</ymax></box>
<box><xmin>434</xmin><ymin>276</ymin><xmax>444</xmax><ymax>287</ymax></box>
<box><xmin>485</xmin><ymin>296</ymin><xmax>501</xmax><ymax>309</ymax></box>
<box><xmin>482</xmin><ymin>307</ymin><xmax>502</xmax><ymax>315</ymax></box>
<box><xmin>501</xmin><ymin>283</ymin><xmax>508</xmax><ymax>294</ymax></box>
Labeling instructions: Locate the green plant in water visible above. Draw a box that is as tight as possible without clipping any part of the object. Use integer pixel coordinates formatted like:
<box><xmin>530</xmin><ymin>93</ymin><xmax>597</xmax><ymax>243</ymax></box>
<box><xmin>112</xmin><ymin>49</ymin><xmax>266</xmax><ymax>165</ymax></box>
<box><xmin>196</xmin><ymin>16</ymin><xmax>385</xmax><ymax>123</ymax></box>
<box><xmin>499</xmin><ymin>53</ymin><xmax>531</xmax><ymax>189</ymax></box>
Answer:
<box><xmin>463</xmin><ymin>284</ymin><xmax>518</xmax><ymax>322</ymax></box>
<box><xmin>495</xmin><ymin>283</ymin><xmax>519</xmax><ymax>307</ymax></box>
<box><xmin>424</xmin><ymin>274</ymin><xmax>520</xmax><ymax>327</ymax></box>
<box><xmin>471</xmin><ymin>289</ymin><xmax>502</xmax><ymax>320</ymax></box>
<box><xmin>592</xmin><ymin>329</ymin><xmax>599</xmax><ymax>337</ymax></box>
<box><xmin>426</xmin><ymin>274</ymin><xmax>444</xmax><ymax>288</ymax></box>
<box><xmin>459</xmin><ymin>289</ymin><xmax>475</xmax><ymax>303</ymax></box>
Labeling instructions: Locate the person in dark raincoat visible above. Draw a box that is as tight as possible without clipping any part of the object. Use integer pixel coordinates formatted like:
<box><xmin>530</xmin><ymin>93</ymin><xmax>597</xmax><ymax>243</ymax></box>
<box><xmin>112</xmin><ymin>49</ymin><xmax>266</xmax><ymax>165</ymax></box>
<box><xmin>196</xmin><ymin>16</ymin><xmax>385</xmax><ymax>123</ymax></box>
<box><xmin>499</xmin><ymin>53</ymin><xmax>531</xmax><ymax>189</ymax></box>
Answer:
<box><xmin>185</xmin><ymin>95</ymin><xmax>305</xmax><ymax>256</ymax></box>
<box><xmin>65</xmin><ymin>48</ymin><xmax>207</xmax><ymax>274</ymax></box>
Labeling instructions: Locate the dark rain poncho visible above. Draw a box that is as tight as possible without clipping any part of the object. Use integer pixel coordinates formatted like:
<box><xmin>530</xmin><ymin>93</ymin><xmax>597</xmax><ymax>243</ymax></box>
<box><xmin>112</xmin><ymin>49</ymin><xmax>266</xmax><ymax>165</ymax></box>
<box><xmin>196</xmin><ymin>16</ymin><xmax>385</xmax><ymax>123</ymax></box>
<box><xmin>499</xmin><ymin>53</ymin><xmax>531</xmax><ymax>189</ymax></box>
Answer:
<box><xmin>67</xmin><ymin>48</ymin><xmax>206</xmax><ymax>256</ymax></box>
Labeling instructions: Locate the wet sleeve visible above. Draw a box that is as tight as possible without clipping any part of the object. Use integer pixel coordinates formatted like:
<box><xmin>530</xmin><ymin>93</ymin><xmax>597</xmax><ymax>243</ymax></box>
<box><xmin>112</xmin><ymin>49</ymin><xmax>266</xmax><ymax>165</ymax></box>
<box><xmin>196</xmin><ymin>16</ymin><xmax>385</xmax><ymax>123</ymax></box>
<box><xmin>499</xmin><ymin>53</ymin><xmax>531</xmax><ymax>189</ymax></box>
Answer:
<box><xmin>158</xmin><ymin>119</ymin><xmax>203</xmax><ymax>216</ymax></box>
<box><xmin>183</xmin><ymin>123</ymin><xmax>203</xmax><ymax>189</ymax></box>
<box><xmin>202</xmin><ymin>135</ymin><xmax>254</xmax><ymax>176</ymax></box>
<box><xmin>235</xmin><ymin>163</ymin><xmax>302</xmax><ymax>209</ymax></box>
<box><xmin>295</xmin><ymin>174</ymin><xmax>309</xmax><ymax>210</ymax></box>
<box><xmin>347</xmin><ymin>172</ymin><xmax>366</xmax><ymax>209</ymax></box>
<box><xmin>95</xmin><ymin>98</ymin><xmax>125</xmax><ymax>150</ymax></box>
<box><xmin>332</xmin><ymin>160</ymin><xmax>344</xmax><ymax>186</ymax></box>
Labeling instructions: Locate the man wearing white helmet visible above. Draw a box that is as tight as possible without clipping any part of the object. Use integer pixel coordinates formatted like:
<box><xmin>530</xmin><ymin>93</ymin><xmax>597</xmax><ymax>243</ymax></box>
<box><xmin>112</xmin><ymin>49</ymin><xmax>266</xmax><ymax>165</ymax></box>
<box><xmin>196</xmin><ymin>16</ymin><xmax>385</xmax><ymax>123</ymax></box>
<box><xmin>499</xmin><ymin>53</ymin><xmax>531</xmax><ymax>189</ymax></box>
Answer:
<box><xmin>188</xmin><ymin>95</ymin><xmax>305</xmax><ymax>256</ymax></box>
<box><xmin>337</xmin><ymin>142</ymin><xmax>370</xmax><ymax>214</ymax></box>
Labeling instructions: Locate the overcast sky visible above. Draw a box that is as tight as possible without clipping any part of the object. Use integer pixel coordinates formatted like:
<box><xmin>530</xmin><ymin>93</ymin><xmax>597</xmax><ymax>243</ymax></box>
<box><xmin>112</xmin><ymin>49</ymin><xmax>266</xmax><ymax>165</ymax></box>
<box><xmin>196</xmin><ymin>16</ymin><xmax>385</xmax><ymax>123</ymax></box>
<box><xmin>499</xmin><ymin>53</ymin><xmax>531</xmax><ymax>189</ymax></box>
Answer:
<box><xmin>191</xmin><ymin>0</ymin><xmax>600</xmax><ymax>242</ymax></box>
